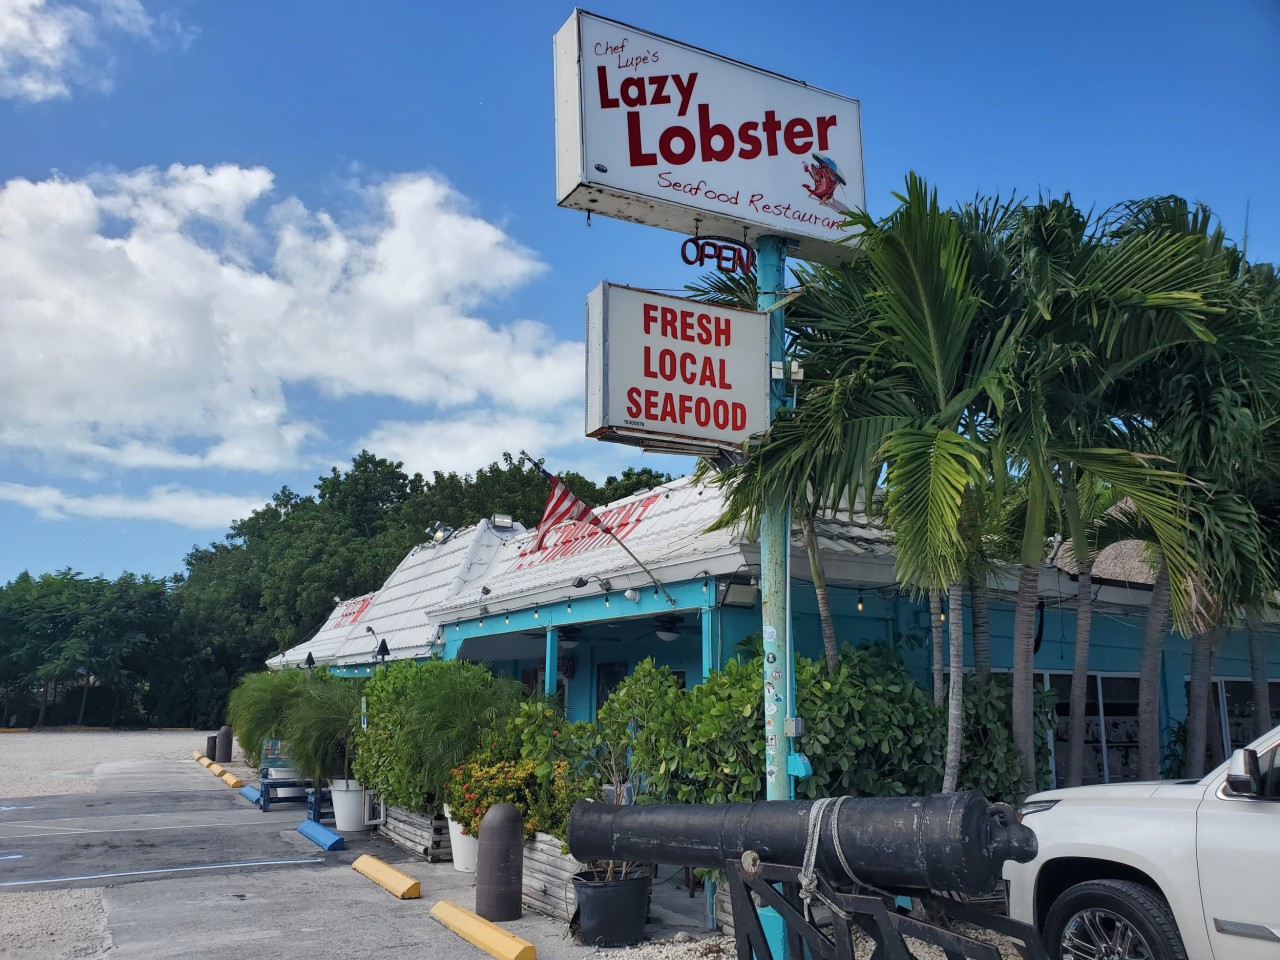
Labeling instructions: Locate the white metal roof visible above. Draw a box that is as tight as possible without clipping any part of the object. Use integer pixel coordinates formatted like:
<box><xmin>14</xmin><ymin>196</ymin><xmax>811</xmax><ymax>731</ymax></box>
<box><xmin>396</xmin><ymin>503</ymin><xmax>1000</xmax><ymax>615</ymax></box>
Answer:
<box><xmin>330</xmin><ymin>518</ymin><xmax>526</xmax><ymax>665</ymax></box>
<box><xmin>266</xmin><ymin>592</ymin><xmax>377</xmax><ymax>669</ymax></box>
<box><xmin>268</xmin><ymin>477</ymin><xmax>904</xmax><ymax>669</ymax></box>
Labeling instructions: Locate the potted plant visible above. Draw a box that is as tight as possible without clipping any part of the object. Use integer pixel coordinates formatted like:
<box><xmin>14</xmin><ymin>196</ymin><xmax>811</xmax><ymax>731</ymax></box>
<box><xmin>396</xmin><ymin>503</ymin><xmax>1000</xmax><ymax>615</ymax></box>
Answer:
<box><xmin>440</xmin><ymin>751</ymin><xmax>539</xmax><ymax>872</ymax></box>
<box><xmin>565</xmin><ymin>695</ymin><xmax>653</xmax><ymax>947</ymax></box>
<box><xmin>285</xmin><ymin>673</ymin><xmax>367</xmax><ymax>833</ymax></box>
<box><xmin>226</xmin><ymin>668</ymin><xmax>306</xmax><ymax>768</ymax></box>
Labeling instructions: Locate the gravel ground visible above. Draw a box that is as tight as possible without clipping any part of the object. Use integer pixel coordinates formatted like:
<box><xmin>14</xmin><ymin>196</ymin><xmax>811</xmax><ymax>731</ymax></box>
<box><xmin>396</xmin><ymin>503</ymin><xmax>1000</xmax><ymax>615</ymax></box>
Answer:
<box><xmin>0</xmin><ymin>730</ymin><xmax>216</xmax><ymax>799</ymax></box>
<box><xmin>0</xmin><ymin>729</ymin><xmax>213</xmax><ymax>960</ymax></box>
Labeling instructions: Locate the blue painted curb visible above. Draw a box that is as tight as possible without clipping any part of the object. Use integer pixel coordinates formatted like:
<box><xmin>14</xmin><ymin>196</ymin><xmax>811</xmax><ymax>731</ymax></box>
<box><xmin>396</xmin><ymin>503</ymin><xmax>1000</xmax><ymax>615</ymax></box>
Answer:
<box><xmin>297</xmin><ymin>818</ymin><xmax>344</xmax><ymax>851</ymax></box>
<box><xmin>239</xmin><ymin>785</ymin><xmax>261</xmax><ymax>804</ymax></box>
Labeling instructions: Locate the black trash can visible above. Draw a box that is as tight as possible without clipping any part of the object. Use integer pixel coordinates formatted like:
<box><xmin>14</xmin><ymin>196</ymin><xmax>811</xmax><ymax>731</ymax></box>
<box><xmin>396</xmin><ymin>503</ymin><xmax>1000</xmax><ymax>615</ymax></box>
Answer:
<box><xmin>205</xmin><ymin>735</ymin><xmax>217</xmax><ymax>760</ymax></box>
<box><xmin>215</xmin><ymin>725</ymin><xmax>233</xmax><ymax>763</ymax></box>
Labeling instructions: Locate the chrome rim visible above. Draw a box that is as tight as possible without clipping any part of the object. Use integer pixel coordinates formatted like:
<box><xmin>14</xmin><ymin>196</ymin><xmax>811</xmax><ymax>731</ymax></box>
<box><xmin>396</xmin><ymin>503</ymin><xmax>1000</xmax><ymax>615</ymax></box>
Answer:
<box><xmin>1061</xmin><ymin>907</ymin><xmax>1153</xmax><ymax>959</ymax></box>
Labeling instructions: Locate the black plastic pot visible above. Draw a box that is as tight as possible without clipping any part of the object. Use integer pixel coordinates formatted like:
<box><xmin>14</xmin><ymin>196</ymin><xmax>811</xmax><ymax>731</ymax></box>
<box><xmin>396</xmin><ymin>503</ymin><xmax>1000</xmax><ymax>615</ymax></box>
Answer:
<box><xmin>572</xmin><ymin>868</ymin><xmax>650</xmax><ymax>947</ymax></box>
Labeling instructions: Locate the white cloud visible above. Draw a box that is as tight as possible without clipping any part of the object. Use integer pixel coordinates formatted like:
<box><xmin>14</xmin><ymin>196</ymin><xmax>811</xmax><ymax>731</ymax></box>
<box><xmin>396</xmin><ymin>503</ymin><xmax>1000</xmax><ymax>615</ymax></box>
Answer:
<box><xmin>0</xmin><ymin>481</ymin><xmax>265</xmax><ymax>527</ymax></box>
<box><xmin>0</xmin><ymin>0</ymin><xmax>155</xmax><ymax>101</ymax></box>
<box><xmin>360</xmin><ymin>409</ymin><xmax>588</xmax><ymax>479</ymax></box>
<box><xmin>0</xmin><ymin>164</ymin><xmax>577</xmax><ymax>480</ymax></box>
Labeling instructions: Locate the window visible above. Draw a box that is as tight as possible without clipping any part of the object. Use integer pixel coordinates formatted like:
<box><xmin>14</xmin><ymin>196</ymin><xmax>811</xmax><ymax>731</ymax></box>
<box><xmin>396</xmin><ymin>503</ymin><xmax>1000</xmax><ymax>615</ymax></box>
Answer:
<box><xmin>1045</xmin><ymin>671</ymin><xmax>1140</xmax><ymax>787</ymax></box>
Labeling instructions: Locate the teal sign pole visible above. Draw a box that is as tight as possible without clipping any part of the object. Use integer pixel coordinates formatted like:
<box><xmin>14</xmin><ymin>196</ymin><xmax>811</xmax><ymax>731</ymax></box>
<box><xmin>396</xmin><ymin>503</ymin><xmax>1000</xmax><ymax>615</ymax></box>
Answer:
<box><xmin>756</xmin><ymin>234</ymin><xmax>792</xmax><ymax>958</ymax></box>
<box><xmin>756</xmin><ymin>234</ymin><xmax>793</xmax><ymax>803</ymax></box>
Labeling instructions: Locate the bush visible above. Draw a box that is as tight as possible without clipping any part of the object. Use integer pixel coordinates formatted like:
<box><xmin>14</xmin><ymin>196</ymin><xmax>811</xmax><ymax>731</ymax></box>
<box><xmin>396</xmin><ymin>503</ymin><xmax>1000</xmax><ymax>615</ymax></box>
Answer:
<box><xmin>284</xmin><ymin>672</ymin><xmax>365</xmax><ymax>783</ymax></box>
<box><xmin>226</xmin><ymin>668</ymin><xmax>306</xmax><ymax>767</ymax></box>
<box><xmin>353</xmin><ymin>659</ymin><xmax>524</xmax><ymax>813</ymax></box>
<box><xmin>584</xmin><ymin>647</ymin><xmax>1053</xmax><ymax>807</ymax></box>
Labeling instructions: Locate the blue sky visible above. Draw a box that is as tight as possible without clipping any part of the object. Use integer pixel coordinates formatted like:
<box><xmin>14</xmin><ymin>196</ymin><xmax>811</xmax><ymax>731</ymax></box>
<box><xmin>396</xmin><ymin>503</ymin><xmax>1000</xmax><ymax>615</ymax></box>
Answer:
<box><xmin>1</xmin><ymin>0</ymin><xmax>1277</xmax><ymax>584</ymax></box>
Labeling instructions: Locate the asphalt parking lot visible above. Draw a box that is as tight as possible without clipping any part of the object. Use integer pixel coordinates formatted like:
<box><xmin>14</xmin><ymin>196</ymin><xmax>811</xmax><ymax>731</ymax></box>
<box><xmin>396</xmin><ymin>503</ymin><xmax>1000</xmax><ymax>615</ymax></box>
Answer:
<box><xmin>0</xmin><ymin>740</ymin><xmax>712</xmax><ymax>960</ymax></box>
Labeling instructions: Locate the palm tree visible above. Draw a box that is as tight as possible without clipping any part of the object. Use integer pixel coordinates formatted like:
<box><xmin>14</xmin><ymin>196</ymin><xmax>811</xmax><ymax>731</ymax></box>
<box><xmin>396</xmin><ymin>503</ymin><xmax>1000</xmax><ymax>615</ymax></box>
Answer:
<box><xmin>993</xmin><ymin>193</ymin><xmax>1229</xmax><ymax>789</ymax></box>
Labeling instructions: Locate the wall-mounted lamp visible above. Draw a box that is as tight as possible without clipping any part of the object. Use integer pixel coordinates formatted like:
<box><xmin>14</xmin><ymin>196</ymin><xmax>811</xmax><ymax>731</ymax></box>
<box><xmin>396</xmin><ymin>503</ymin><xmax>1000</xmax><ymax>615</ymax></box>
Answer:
<box><xmin>480</xmin><ymin>586</ymin><xmax>492</xmax><ymax>596</ymax></box>
<box><xmin>624</xmin><ymin>588</ymin><xmax>640</xmax><ymax>603</ymax></box>
<box><xmin>721</xmin><ymin>583</ymin><xmax>759</xmax><ymax>607</ymax></box>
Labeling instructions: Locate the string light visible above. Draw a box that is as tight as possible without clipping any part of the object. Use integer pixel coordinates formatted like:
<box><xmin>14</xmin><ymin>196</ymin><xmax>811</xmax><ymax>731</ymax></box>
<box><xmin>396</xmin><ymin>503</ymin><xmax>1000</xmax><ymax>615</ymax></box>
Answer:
<box><xmin>856</xmin><ymin>591</ymin><xmax>864</xmax><ymax>613</ymax></box>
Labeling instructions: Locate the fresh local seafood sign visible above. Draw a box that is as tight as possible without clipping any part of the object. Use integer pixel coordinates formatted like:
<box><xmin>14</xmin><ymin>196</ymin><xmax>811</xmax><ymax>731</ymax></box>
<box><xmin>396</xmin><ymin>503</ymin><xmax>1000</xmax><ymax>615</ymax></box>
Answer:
<box><xmin>585</xmin><ymin>283</ymin><xmax>769</xmax><ymax>452</ymax></box>
<box><xmin>555</xmin><ymin>11</ymin><xmax>864</xmax><ymax>263</ymax></box>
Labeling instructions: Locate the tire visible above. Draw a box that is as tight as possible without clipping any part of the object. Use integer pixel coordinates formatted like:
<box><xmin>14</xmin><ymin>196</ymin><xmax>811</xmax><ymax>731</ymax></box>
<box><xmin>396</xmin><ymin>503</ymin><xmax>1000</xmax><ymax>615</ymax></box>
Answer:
<box><xmin>1043</xmin><ymin>879</ymin><xmax>1187</xmax><ymax>960</ymax></box>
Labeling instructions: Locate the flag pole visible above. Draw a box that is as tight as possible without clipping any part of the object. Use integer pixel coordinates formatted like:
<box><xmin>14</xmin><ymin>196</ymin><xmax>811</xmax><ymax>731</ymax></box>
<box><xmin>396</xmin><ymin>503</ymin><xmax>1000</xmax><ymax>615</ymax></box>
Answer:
<box><xmin>519</xmin><ymin>451</ymin><xmax>677</xmax><ymax>607</ymax></box>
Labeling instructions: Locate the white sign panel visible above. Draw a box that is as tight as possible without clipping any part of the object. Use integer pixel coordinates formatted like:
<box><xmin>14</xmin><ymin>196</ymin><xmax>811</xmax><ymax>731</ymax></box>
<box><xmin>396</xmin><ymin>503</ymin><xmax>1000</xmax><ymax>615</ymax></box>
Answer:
<box><xmin>586</xmin><ymin>283</ymin><xmax>770</xmax><ymax>453</ymax></box>
<box><xmin>555</xmin><ymin>10</ymin><xmax>864</xmax><ymax>264</ymax></box>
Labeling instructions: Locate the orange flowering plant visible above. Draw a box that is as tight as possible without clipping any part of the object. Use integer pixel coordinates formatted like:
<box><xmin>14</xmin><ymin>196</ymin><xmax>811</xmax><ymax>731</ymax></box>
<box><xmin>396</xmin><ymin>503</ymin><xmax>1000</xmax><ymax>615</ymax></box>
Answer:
<box><xmin>440</xmin><ymin>722</ymin><xmax>595</xmax><ymax>841</ymax></box>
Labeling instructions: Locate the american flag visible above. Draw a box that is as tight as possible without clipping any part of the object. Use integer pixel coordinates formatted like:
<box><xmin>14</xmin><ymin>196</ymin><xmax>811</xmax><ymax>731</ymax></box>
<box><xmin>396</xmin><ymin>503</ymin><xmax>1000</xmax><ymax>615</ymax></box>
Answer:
<box><xmin>528</xmin><ymin>459</ymin><xmax>600</xmax><ymax>552</ymax></box>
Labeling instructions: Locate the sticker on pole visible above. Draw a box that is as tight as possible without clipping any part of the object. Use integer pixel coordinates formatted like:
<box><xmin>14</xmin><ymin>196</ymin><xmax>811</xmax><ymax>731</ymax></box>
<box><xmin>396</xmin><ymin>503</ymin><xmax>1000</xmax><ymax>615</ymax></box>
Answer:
<box><xmin>554</xmin><ymin>10</ymin><xmax>865</xmax><ymax>265</ymax></box>
<box><xmin>586</xmin><ymin>282</ymin><xmax>769</xmax><ymax>454</ymax></box>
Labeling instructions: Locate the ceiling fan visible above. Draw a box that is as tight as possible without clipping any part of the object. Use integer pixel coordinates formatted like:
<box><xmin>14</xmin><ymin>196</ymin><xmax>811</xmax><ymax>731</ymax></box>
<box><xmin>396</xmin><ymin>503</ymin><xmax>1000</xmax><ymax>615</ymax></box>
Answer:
<box><xmin>655</xmin><ymin>615</ymin><xmax>684</xmax><ymax>643</ymax></box>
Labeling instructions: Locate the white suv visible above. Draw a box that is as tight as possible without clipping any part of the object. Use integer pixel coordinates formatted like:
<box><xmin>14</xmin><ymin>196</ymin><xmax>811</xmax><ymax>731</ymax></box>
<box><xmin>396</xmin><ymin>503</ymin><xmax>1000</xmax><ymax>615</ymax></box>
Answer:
<box><xmin>1005</xmin><ymin>722</ymin><xmax>1280</xmax><ymax>959</ymax></box>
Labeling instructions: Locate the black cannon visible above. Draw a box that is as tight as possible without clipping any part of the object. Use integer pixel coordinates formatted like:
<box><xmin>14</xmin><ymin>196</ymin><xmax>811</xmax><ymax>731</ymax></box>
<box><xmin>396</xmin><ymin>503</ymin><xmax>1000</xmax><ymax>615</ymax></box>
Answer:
<box><xmin>568</xmin><ymin>791</ymin><xmax>1047</xmax><ymax>960</ymax></box>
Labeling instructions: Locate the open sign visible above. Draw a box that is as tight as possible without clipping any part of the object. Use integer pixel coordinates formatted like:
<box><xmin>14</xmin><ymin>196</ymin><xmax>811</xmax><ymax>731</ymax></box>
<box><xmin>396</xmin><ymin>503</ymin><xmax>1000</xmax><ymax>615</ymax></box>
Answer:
<box><xmin>680</xmin><ymin>236</ymin><xmax>756</xmax><ymax>275</ymax></box>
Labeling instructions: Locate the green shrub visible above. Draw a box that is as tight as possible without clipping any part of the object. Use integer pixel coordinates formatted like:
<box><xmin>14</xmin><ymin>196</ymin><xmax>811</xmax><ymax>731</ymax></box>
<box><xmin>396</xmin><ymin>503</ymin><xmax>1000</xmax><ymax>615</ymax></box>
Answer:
<box><xmin>795</xmin><ymin>644</ymin><xmax>943</xmax><ymax>799</ymax></box>
<box><xmin>226</xmin><ymin>668</ymin><xmax>306</xmax><ymax>767</ymax></box>
<box><xmin>353</xmin><ymin>659</ymin><xmax>523</xmax><ymax>812</ymax></box>
<box><xmin>284</xmin><ymin>672</ymin><xmax>365</xmax><ymax>783</ymax></box>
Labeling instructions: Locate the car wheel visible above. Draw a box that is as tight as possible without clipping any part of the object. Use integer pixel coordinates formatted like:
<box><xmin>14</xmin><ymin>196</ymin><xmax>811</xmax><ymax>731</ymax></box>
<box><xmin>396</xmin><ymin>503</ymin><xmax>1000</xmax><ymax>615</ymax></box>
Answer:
<box><xmin>1044</xmin><ymin>879</ymin><xmax>1187</xmax><ymax>960</ymax></box>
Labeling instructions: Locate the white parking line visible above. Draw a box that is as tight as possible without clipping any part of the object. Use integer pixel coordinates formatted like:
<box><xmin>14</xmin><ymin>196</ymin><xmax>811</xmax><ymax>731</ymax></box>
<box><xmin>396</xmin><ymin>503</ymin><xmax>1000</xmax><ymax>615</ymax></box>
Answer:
<box><xmin>0</xmin><ymin>818</ymin><xmax>298</xmax><ymax>840</ymax></box>
<box><xmin>0</xmin><ymin>857</ymin><xmax>324</xmax><ymax>887</ymax></box>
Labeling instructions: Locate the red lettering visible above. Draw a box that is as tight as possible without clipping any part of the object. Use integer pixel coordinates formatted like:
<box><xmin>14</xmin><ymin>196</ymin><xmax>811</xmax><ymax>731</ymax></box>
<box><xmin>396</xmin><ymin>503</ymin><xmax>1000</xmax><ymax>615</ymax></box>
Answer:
<box><xmin>644</xmin><ymin>388</ymin><xmax>660</xmax><ymax>419</ymax></box>
<box><xmin>678</xmin><ymin>393</ymin><xmax>694</xmax><ymax>422</ymax></box>
<box><xmin>679</xmin><ymin>309</ymin><xmax>694</xmax><ymax>341</ymax></box>
<box><xmin>620</xmin><ymin>76</ymin><xmax>646</xmax><ymax>107</ymax></box>
<box><xmin>658</xmin><ymin>349</ymin><xmax>676</xmax><ymax>380</ymax></box>
<box><xmin>627</xmin><ymin>111</ymin><xmax>656</xmax><ymax>166</ymax></box>
<box><xmin>738</xmin><ymin>120</ymin><xmax>761</xmax><ymax>160</ymax></box>
<box><xmin>659</xmin><ymin>125</ymin><xmax>696</xmax><ymax>164</ymax></box>
<box><xmin>680</xmin><ymin>352</ymin><xmax>697</xmax><ymax>384</ymax></box>
<box><xmin>642</xmin><ymin>345</ymin><xmax>658</xmax><ymax>378</ymax></box>
<box><xmin>643</xmin><ymin>302</ymin><xmax>658</xmax><ymax>335</ymax></box>
<box><xmin>714</xmin><ymin>315</ymin><xmax>731</xmax><ymax>346</ymax></box>
<box><xmin>696</xmin><ymin>313</ymin><xmax>712</xmax><ymax>344</ymax></box>
<box><xmin>660</xmin><ymin>392</ymin><xmax>677</xmax><ymax>421</ymax></box>
<box><xmin>784</xmin><ymin>117</ymin><xmax>813</xmax><ymax>154</ymax></box>
<box><xmin>626</xmin><ymin>386</ymin><xmax>642</xmax><ymax>416</ymax></box>
<box><xmin>732</xmin><ymin>403</ymin><xmax>746</xmax><ymax>430</ymax></box>
<box><xmin>816</xmin><ymin>115</ymin><xmax>837</xmax><ymax>151</ymax></box>
<box><xmin>661</xmin><ymin>306</ymin><xmax>677</xmax><ymax>339</ymax></box>
<box><xmin>761</xmin><ymin>110</ymin><xmax>783</xmax><ymax>155</ymax></box>
<box><xmin>597</xmin><ymin>66</ymin><xmax>619</xmax><ymax>108</ymax></box>
<box><xmin>698</xmin><ymin>104</ymin><xmax>734</xmax><ymax>162</ymax></box>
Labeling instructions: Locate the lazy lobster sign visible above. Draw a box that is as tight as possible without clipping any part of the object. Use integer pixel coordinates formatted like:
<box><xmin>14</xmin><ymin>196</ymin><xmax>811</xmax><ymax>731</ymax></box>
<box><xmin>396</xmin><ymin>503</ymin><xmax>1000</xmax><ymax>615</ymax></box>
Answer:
<box><xmin>554</xmin><ymin>10</ymin><xmax>865</xmax><ymax>265</ymax></box>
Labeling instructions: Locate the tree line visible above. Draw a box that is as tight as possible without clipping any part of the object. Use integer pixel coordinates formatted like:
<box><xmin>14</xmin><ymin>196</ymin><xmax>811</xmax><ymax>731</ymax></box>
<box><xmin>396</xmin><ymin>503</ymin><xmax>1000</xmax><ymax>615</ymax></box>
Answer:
<box><xmin>0</xmin><ymin>456</ymin><xmax>670</xmax><ymax>728</ymax></box>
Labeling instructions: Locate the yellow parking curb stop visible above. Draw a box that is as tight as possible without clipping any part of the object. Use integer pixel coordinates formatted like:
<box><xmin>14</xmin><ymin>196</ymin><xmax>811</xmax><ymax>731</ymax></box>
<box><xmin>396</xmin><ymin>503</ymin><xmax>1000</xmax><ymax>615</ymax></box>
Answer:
<box><xmin>219</xmin><ymin>771</ymin><xmax>243</xmax><ymax>788</ymax></box>
<box><xmin>429</xmin><ymin>900</ymin><xmax>535</xmax><ymax>960</ymax></box>
<box><xmin>351</xmin><ymin>855</ymin><xmax>420</xmax><ymax>899</ymax></box>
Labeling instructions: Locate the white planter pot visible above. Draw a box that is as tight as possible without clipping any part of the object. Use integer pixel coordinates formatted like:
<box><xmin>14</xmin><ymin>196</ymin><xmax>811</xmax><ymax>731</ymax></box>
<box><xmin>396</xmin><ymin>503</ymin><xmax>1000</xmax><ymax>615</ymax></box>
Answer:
<box><xmin>443</xmin><ymin>803</ymin><xmax>479</xmax><ymax>873</ymax></box>
<box><xmin>330</xmin><ymin>778</ymin><xmax>368</xmax><ymax>833</ymax></box>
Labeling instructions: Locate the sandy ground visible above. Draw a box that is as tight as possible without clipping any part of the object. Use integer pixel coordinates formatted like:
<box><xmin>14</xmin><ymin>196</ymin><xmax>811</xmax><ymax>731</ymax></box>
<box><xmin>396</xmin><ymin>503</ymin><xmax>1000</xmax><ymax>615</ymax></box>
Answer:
<box><xmin>0</xmin><ymin>730</ymin><xmax>216</xmax><ymax>960</ymax></box>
